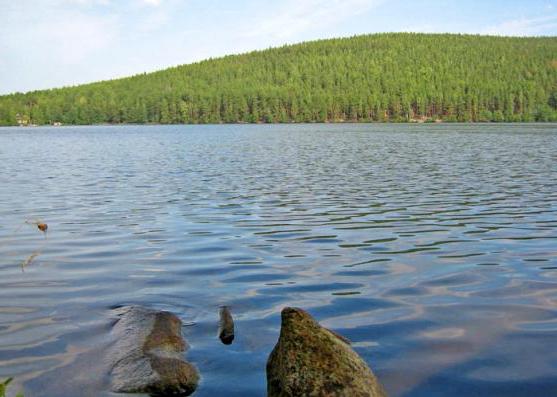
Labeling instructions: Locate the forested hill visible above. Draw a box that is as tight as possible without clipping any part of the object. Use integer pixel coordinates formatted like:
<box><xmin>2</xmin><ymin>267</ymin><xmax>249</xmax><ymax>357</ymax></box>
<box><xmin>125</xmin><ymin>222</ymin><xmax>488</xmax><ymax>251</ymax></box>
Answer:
<box><xmin>1</xmin><ymin>33</ymin><xmax>557</xmax><ymax>125</ymax></box>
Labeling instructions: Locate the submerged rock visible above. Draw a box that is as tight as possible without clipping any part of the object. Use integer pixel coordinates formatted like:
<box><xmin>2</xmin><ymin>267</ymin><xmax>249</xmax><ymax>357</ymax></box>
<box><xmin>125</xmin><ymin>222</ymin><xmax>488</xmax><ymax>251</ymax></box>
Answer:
<box><xmin>108</xmin><ymin>306</ymin><xmax>199</xmax><ymax>396</ymax></box>
<box><xmin>267</xmin><ymin>307</ymin><xmax>386</xmax><ymax>397</ymax></box>
<box><xmin>218</xmin><ymin>306</ymin><xmax>235</xmax><ymax>345</ymax></box>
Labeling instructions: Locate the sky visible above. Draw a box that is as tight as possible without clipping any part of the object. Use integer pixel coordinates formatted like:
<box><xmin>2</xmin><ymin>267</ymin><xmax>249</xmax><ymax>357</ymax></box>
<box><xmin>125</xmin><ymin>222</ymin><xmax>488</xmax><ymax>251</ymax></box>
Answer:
<box><xmin>1</xmin><ymin>0</ymin><xmax>556</xmax><ymax>95</ymax></box>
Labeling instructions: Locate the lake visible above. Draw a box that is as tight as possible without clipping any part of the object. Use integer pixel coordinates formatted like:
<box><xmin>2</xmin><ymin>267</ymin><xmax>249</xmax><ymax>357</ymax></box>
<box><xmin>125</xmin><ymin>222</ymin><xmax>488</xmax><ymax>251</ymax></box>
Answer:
<box><xmin>0</xmin><ymin>123</ymin><xmax>556</xmax><ymax>396</ymax></box>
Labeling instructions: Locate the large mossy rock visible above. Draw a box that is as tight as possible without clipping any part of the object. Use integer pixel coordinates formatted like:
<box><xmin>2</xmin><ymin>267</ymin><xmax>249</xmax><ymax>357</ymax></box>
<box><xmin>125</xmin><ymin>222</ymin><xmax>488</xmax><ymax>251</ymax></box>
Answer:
<box><xmin>267</xmin><ymin>307</ymin><xmax>386</xmax><ymax>397</ymax></box>
<box><xmin>108</xmin><ymin>306</ymin><xmax>199</xmax><ymax>396</ymax></box>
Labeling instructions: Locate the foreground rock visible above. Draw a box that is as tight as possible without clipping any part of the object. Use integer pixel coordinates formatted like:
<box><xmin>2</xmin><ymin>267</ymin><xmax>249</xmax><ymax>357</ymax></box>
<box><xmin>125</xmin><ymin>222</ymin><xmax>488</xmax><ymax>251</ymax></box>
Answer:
<box><xmin>267</xmin><ymin>307</ymin><xmax>386</xmax><ymax>397</ymax></box>
<box><xmin>108</xmin><ymin>306</ymin><xmax>199</xmax><ymax>396</ymax></box>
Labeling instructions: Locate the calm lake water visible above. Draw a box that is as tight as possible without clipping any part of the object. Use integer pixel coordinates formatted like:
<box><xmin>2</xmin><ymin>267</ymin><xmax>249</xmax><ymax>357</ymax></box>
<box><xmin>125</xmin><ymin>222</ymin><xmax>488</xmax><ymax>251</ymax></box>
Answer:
<box><xmin>0</xmin><ymin>124</ymin><xmax>556</xmax><ymax>396</ymax></box>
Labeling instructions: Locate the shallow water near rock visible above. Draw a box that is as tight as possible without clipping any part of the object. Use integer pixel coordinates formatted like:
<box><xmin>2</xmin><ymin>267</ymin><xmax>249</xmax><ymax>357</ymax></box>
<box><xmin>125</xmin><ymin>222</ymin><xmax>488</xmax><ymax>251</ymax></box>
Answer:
<box><xmin>0</xmin><ymin>123</ymin><xmax>556</xmax><ymax>396</ymax></box>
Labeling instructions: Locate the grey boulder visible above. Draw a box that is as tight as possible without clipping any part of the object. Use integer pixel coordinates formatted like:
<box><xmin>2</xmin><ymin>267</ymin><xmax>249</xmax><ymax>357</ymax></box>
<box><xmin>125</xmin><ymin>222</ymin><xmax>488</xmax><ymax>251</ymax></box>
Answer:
<box><xmin>107</xmin><ymin>306</ymin><xmax>199</xmax><ymax>396</ymax></box>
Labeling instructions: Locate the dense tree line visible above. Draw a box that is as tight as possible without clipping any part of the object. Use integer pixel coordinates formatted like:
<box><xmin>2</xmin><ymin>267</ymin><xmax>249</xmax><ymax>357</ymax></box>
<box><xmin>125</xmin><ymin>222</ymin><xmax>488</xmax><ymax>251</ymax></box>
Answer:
<box><xmin>1</xmin><ymin>33</ymin><xmax>556</xmax><ymax>126</ymax></box>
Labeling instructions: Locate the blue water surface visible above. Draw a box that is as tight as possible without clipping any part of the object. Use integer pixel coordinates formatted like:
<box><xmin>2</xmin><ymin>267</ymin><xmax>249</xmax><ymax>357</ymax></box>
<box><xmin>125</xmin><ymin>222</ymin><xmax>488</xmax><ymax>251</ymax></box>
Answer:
<box><xmin>0</xmin><ymin>123</ymin><xmax>556</xmax><ymax>396</ymax></box>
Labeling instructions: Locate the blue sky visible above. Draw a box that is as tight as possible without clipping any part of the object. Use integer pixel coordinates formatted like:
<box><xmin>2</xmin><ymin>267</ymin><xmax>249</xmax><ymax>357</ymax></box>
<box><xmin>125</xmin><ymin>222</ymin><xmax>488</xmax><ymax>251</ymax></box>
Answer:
<box><xmin>1</xmin><ymin>0</ymin><xmax>556</xmax><ymax>94</ymax></box>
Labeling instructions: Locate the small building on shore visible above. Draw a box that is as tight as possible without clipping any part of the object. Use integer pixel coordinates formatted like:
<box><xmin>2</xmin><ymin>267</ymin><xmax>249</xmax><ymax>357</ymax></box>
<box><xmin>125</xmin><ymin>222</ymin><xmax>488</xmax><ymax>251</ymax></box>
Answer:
<box><xmin>16</xmin><ymin>113</ymin><xmax>29</xmax><ymax>126</ymax></box>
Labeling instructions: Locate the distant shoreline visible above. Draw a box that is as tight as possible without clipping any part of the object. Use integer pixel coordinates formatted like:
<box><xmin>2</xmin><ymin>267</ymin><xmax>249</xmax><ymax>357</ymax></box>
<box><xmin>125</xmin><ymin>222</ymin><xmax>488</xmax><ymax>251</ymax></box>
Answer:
<box><xmin>4</xmin><ymin>121</ymin><xmax>557</xmax><ymax>128</ymax></box>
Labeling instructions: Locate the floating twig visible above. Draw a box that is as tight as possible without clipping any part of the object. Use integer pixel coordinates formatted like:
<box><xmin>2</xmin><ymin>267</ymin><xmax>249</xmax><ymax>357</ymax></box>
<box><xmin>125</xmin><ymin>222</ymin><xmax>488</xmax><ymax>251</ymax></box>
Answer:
<box><xmin>21</xmin><ymin>250</ymin><xmax>42</xmax><ymax>272</ymax></box>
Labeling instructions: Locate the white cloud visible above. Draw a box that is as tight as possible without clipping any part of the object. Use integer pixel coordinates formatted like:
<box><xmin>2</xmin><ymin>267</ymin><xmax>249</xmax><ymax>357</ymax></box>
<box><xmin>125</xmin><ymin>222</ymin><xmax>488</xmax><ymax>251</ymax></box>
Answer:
<box><xmin>0</xmin><ymin>2</ymin><xmax>122</xmax><ymax>93</ymax></box>
<box><xmin>61</xmin><ymin>0</ymin><xmax>111</xmax><ymax>5</ymax></box>
<box><xmin>1</xmin><ymin>4</ymin><xmax>118</xmax><ymax>62</ymax></box>
<box><xmin>142</xmin><ymin>0</ymin><xmax>162</xmax><ymax>6</ymax></box>
<box><xmin>379</xmin><ymin>13</ymin><xmax>557</xmax><ymax>37</ymax></box>
<box><xmin>397</xmin><ymin>23</ymin><xmax>445</xmax><ymax>34</ymax></box>
<box><xmin>61</xmin><ymin>0</ymin><xmax>161</xmax><ymax>5</ymax></box>
<box><xmin>37</xmin><ymin>14</ymin><xmax>117</xmax><ymax>64</ymax></box>
<box><xmin>240</xmin><ymin>0</ymin><xmax>384</xmax><ymax>40</ymax></box>
<box><xmin>481</xmin><ymin>15</ymin><xmax>557</xmax><ymax>36</ymax></box>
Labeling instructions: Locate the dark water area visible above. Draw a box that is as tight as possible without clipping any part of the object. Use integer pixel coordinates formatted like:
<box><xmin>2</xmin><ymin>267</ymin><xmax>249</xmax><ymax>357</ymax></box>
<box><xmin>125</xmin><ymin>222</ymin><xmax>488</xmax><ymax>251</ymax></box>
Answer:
<box><xmin>0</xmin><ymin>123</ymin><xmax>556</xmax><ymax>396</ymax></box>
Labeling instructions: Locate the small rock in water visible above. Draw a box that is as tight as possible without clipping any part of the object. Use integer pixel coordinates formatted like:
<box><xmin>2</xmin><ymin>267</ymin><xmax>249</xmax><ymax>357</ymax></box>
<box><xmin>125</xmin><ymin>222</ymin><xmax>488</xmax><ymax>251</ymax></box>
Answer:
<box><xmin>218</xmin><ymin>306</ymin><xmax>235</xmax><ymax>345</ymax></box>
<box><xmin>267</xmin><ymin>307</ymin><xmax>387</xmax><ymax>397</ymax></box>
<box><xmin>107</xmin><ymin>306</ymin><xmax>199</xmax><ymax>396</ymax></box>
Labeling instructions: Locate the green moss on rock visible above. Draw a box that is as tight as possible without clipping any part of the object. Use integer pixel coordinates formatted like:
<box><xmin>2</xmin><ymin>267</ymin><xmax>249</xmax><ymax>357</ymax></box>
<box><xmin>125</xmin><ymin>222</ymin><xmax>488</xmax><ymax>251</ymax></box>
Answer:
<box><xmin>267</xmin><ymin>307</ymin><xmax>386</xmax><ymax>397</ymax></box>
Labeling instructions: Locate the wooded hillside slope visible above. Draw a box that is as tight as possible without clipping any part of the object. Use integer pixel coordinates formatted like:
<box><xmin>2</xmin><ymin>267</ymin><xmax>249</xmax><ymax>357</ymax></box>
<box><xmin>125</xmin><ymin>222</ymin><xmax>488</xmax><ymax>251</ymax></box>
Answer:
<box><xmin>1</xmin><ymin>33</ymin><xmax>556</xmax><ymax>125</ymax></box>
